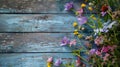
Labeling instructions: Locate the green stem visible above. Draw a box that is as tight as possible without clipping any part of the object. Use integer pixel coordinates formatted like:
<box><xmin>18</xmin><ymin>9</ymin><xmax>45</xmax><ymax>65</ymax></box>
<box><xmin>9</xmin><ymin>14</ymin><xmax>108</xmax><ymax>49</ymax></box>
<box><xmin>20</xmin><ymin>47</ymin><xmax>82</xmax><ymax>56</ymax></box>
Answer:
<box><xmin>113</xmin><ymin>28</ymin><xmax>119</xmax><ymax>44</ymax></box>
<box><xmin>75</xmin><ymin>53</ymin><xmax>88</xmax><ymax>63</ymax></box>
<box><xmin>107</xmin><ymin>11</ymin><xmax>113</xmax><ymax>20</ymax></box>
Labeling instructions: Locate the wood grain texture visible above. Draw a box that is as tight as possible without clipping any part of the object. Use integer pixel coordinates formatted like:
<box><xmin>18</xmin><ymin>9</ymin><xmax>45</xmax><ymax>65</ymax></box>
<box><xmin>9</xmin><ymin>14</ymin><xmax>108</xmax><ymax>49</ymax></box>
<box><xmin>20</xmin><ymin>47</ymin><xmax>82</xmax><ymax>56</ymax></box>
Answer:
<box><xmin>0</xmin><ymin>14</ymin><xmax>93</xmax><ymax>32</ymax></box>
<box><xmin>0</xmin><ymin>0</ymin><xmax>84</xmax><ymax>13</ymax></box>
<box><xmin>0</xmin><ymin>33</ymin><xmax>74</xmax><ymax>52</ymax></box>
<box><xmin>0</xmin><ymin>1</ymin><xmax>92</xmax><ymax>67</ymax></box>
<box><xmin>0</xmin><ymin>14</ymin><xmax>76</xmax><ymax>32</ymax></box>
<box><xmin>0</xmin><ymin>33</ymin><xmax>88</xmax><ymax>52</ymax></box>
<box><xmin>0</xmin><ymin>53</ymin><xmax>75</xmax><ymax>67</ymax></box>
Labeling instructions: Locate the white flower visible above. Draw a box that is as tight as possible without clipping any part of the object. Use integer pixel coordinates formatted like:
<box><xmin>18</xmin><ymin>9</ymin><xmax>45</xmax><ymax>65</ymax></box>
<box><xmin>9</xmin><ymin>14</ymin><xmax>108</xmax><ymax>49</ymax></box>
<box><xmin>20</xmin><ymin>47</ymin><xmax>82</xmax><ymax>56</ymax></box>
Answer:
<box><xmin>94</xmin><ymin>20</ymin><xmax>117</xmax><ymax>35</ymax></box>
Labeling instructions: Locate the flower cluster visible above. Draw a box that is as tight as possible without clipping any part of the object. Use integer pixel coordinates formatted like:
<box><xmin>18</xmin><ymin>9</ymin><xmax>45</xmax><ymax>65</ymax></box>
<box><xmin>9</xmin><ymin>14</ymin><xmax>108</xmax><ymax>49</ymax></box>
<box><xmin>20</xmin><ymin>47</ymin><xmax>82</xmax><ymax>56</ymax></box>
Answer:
<box><xmin>47</xmin><ymin>57</ymin><xmax>62</xmax><ymax>67</ymax></box>
<box><xmin>46</xmin><ymin>0</ymin><xmax>120</xmax><ymax>67</ymax></box>
<box><xmin>60</xmin><ymin>36</ymin><xmax>76</xmax><ymax>47</ymax></box>
<box><xmin>60</xmin><ymin>0</ymin><xmax>120</xmax><ymax>67</ymax></box>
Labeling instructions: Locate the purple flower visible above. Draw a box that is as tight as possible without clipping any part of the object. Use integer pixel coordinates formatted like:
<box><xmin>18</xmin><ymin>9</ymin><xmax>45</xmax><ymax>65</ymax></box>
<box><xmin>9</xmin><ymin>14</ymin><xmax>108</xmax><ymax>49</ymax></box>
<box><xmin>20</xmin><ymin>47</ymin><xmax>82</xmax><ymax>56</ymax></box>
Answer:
<box><xmin>64</xmin><ymin>2</ymin><xmax>74</xmax><ymax>11</ymax></box>
<box><xmin>60</xmin><ymin>37</ymin><xmax>70</xmax><ymax>46</ymax></box>
<box><xmin>89</xmin><ymin>49</ymin><xmax>96</xmax><ymax>55</ymax></box>
<box><xmin>54</xmin><ymin>59</ymin><xmax>62</xmax><ymax>66</ymax></box>
<box><xmin>101</xmin><ymin>12</ymin><xmax>107</xmax><ymax>16</ymax></box>
<box><xmin>78</xmin><ymin>16</ymin><xmax>88</xmax><ymax>25</ymax></box>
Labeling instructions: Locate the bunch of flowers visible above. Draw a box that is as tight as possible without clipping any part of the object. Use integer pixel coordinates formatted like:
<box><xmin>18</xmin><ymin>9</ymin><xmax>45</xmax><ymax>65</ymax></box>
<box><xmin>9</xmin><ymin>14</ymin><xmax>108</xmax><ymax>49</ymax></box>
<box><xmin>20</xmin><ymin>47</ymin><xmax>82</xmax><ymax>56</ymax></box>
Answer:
<box><xmin>58</xmin><ymin>0</ymin><xmax>120</xmax><ymax>67</ymax></box>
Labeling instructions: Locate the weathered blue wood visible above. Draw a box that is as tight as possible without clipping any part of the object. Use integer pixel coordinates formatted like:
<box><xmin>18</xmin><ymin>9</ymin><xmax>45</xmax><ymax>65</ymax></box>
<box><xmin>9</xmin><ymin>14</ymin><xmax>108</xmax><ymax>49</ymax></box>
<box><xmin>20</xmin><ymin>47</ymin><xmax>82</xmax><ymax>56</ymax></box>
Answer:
<box><xmin>0</xmin><ymin>33</ymin><xmax>87</xmax><ymax>52</ymax></box>
<box><xmin>0</xmin><ymin>33</ymin><xmax>79</xmax><ymax>52</ymax></box>
<box><xmin>0</xmin><ymin>0</ymin><xmax>84</xmax><ymax>13</ymax></box>
<box><xmin>0</xmin><ymin>53</ymin><xmax>75</xmax><ymax>67</ymax></box>
<box><xmin>0</xmin><ymin>14</ymin><xmax>77</xmax><ymax>32</ymax></box>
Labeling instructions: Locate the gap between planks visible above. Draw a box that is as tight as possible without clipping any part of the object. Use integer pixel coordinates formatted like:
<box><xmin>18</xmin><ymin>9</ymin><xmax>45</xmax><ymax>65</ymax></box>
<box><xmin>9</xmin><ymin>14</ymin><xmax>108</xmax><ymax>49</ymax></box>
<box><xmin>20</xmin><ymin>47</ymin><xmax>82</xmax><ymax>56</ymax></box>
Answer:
<box><xmin>0</xmin><ymin>52</ymin><xmax>73</xmax><ymax>54</ymax></box>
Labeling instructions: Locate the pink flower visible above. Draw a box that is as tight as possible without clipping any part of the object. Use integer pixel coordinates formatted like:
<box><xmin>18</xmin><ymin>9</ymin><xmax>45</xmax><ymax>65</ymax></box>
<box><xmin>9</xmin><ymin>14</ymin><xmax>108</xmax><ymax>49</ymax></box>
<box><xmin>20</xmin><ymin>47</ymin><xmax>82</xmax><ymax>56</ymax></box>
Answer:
<box><xmin>105</xmin><ymin>53</ymin><xmax>110</xmax><ymax>57</ymax></box>
<box><xmin>94</xmin><ymin>36</ymin><xmax>103</xmax><ymax>46</ymax></box>
<box><xmin>103</xmin><ymin>57</ymin><xmax>108</xmax><ymax>61</ymax></box>
<box><xmin>47</xmin><ymin>57</ymin><xmax>53</xmax><ymax>63</ymax></box>
<box><xmin>76</xmin><ymin>57</ymin><xmax>81</xmax><ymax>66</ymax></box>
<box><xmin>103</xmin><ymin>53</ymin><xmax>110</xmax><ymax>61</ymax></box>
<box><xmin>95</xmin><ymin>50</ymin><xmax>101</xmax><ymax>56</ymax></box>
<box><xmin>76</xmin><ymin>8</ymin><xmax>84</xmax><ymax>16</ymax></box>
<box><xmin>69</xmin><ymin>39</ymin><xmax>76</xmax><ymax>46</ymax></box>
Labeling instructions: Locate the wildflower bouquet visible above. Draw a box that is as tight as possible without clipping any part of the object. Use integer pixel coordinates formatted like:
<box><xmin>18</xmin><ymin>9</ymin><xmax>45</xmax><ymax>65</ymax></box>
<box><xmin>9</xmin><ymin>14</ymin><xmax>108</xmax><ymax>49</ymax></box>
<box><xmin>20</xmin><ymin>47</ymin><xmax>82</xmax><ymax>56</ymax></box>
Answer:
<box><xmin>47</xmin><ymin>0</ymin><xmax>120</xmax><ymax>67</ymax></box>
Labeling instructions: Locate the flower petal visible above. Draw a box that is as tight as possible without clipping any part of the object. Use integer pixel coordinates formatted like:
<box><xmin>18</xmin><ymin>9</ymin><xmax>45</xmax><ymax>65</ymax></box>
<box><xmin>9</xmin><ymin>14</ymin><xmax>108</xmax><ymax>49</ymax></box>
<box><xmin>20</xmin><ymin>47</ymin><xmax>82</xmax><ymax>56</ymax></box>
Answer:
<box><xmin>78</xmin><ymin>16</ymin><xmax>87</xmax><ymax>25</ymax></box>
<box><xmin>54</xmin><ymin>59</ymin><xmax>62</xmax><ymax>66</ymax></box>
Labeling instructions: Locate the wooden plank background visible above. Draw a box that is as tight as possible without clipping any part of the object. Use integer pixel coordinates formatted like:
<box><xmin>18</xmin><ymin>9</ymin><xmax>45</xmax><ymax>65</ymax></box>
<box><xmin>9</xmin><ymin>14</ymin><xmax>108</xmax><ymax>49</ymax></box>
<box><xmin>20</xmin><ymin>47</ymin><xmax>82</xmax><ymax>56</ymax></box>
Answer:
<box><xmin>0</xmin><ymin>0</ymin><xmax>90</xmax><ymax>67</ymax></box>
<box><xmin>0</xmin><ymin>0</ymin><xmax>84</xmax><ymax>13</ymax></box>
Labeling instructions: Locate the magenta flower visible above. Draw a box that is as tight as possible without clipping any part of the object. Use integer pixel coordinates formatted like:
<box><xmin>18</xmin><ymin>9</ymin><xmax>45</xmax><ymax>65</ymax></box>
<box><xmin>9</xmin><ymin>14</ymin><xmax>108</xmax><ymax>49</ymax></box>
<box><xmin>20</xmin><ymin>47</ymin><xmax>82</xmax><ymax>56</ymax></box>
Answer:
<box><xmin>69</xmin><ymin>39</ymin><xmax>76</xmax><ymax>46</ymax></box>
<box><xmin>101</xmin><ymin>46</ymin><xmax>110</xmax><ymax>53</ymax></box>
<box><xmin>89</xmin><ymin>49</ymin><xmax>96</xmax><ymax>55</ymax></box>
<box><xmin>109</xmin><ymin>45</ymin><xmax>117</xmax><ymax>51</ymax></box>
<box><xmin>64</xmin><ymin>2</ymin><xmax>74</xmax><ymax>11</ymax></box>
<box><xmin>78</xmin><ymin>16</ymin><xmax>88</xmax><ymax>25</ymax></box>
<box><xmin>101</xmin><ymin>45</ymin><xmax>117</xmax><ymax>52</ymax></box>
<box><xmin>54</xmin><ymin>59</ymin><xmax>62</xmax><ymax>66</ymax></box>
<box><xmin>60</xmin><ymin>37</ymin><xmax>70</xmax><ymax>46</ymax></box>
<box><xmin>47</xmin><ymin>57</ymin><xmax>53</xmax><ymax>63</ymax></box>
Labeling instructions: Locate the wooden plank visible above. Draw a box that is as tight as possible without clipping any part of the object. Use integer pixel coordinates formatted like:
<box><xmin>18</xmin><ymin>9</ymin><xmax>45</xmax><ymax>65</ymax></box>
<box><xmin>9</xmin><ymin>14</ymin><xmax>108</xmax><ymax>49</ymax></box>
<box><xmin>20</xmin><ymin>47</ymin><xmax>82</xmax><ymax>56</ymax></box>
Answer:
<box><xmin>0</xmin><ymin>33</ymin><xmax>88</xmax><ymax>52</ymax></box>
<box><xmin>0</xmin><ymin>14</ymin><xmax>92</xmax><ymax>32</ymax></box>
<box><xmin>0</xmin><ymin>33</ymin><xmax>80</xmax><ymax>52</ymax></box>
<box><xmin>0</xmin><ymin>14</ymin><xmax>77</xmax><ymax>32</ymax></box>
<box><xmin>0</xmin><ymin>0</ymin><xmax>85</xmax><ymax>13</ymax></box>
<box><xmin>0</xmin><ymin>53</ymin><xmax>75</xmax><ymax>67</ymax></box>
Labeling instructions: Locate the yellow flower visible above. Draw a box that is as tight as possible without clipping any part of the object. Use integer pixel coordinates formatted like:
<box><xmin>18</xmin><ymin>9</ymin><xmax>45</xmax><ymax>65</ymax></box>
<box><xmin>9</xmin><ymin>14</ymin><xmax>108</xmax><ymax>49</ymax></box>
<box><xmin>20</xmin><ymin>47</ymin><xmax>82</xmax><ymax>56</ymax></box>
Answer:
<box><xmin>90</xmin><ymin>15</ymin><xmax>97</xmax><ymax>20</ymax></box>
<box><xmin>81</xmin><ymin>3</ymin><xmax>86</xmax><ymax>8</ymax></box>
<box><xmin>73</xmin><ymin>22</ymin><xmax>78</xmax><ymax>27</ymax></box>
<box><xmin>47</xmin><ymin>62</ymin><xmax>52</xmax><ymax>67</ymax></box>
<box><xmin>78</xmin><ymin>34</ymin><xmax>83</xmax><ymax>38</ymax></box>
<box><xmin>88</xmin><ymin>7</ymin><xmax>93</xmax><ymax>11</ymax></box>
<box><xmin>74</xmin><ymin>30</ymin><xmax>79</xmax><ymax>35</ymax></box>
